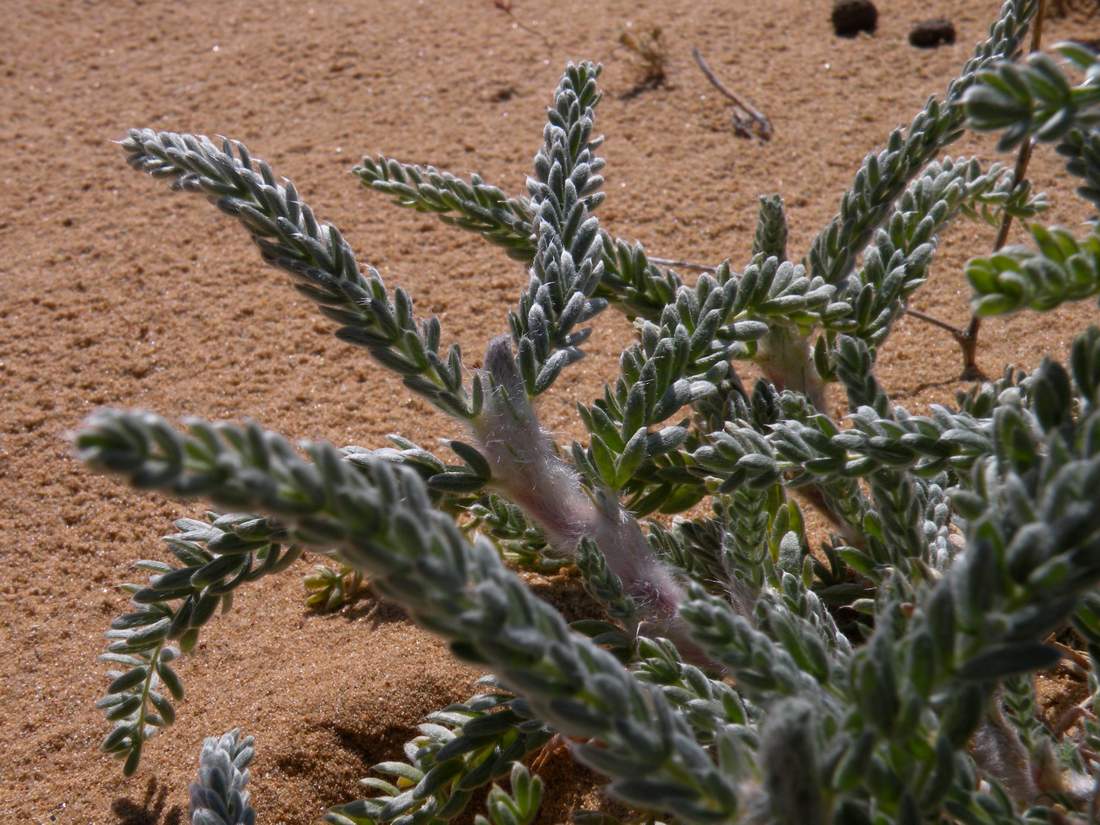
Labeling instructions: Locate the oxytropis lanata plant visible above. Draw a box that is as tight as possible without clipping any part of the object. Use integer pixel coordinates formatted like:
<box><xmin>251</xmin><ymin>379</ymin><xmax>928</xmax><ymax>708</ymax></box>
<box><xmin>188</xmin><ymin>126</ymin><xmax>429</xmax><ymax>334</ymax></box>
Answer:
<box><xmin>77</xmin><ymin>1</ymin><xmax>1100</xmax><ymax>822</ymax></box>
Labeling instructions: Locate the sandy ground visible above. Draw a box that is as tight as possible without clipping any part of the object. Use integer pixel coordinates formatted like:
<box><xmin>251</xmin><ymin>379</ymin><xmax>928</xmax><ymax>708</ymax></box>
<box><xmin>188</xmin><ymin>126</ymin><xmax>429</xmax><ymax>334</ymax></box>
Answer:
<box><xmin>2</xmin><ymin>1</ymin><xmax>1098</xmax><ymax>823</ymax></box>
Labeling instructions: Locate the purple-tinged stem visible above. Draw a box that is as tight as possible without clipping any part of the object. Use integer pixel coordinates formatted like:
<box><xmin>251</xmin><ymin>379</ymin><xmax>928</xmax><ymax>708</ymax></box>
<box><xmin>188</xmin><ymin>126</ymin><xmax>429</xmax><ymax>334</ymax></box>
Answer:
<box><xmin>471</xmin><ymin>337</ymin><xmax>698</xmax><ymax>653</ymax></box>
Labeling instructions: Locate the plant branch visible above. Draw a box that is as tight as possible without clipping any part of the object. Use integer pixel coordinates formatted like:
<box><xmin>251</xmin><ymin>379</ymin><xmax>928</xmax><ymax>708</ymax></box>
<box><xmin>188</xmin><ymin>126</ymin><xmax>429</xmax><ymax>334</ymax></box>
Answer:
<box><xmin>75</xmin><ymin>409</ymin><xmax>741</xmax><ymax>823</ymax></box>
<box><xmin>121</xmin><ymin>130</ymin><xmax>475</xmax><ymax>419</ymax></box>
<box><xmin>957</xmin><ymin>0</ymin><xmax>1048</xmax><ymax>379</ymax></box>
<box><xmin>905</xmin><ymin>307</ymin><xmax>967</xmax><ymax>337</ymax></box>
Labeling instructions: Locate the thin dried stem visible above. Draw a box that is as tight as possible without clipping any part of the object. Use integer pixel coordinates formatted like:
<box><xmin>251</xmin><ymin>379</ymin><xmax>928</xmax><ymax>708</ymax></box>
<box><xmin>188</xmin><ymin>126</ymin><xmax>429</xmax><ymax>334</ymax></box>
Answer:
<box><xmin>959</xmin><ymin>131</ymin><xmax>1039</xmax><ymax>376</ymax></box>
<box><xmin>905</xmin><ymin>0</ymin><xmax>1047</xmax><ymax>380</ymax></box>
<box><xmin>492</xmin><ymin>0</ymin><xmax>553</xmax><ymax>55</ymax></box>
<box><xmin>905</xmin><ymin>307</ymin><xmax>967</xmax><ymax>337</ymax></box>
<box><xmin>1052</xmin><ymin>694</ymin><xmax>1097</xmax><ymax>737</ymax></box>
<box><xmin>692</xmin><ymin>47</ymin><xmax>773</xmax><ymax>141</ymax></box>
<box><xmin>648</xmin><ymin>255</ymin><xmax>720</xmax><ymax>273</ymax></box>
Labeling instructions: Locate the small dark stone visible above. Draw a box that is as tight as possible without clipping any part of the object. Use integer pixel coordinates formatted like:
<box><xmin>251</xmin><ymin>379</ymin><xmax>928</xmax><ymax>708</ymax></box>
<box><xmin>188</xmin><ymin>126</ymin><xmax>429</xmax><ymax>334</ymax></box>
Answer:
<box><xmin>832</xmin><ymin>0</ymin><xmax>878</xmax><ymax>37</ymax></box>
<box><xmin>909</xmin><ymin>18</ymin><xmax>957</xmax><ymax>49</ymax></box>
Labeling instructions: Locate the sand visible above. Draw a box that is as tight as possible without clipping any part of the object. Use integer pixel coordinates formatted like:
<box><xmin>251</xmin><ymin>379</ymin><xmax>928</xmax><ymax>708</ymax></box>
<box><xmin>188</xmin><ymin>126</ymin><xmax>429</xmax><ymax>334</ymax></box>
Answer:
<box><xmin>2</xmin><ymin>1</ymin><xmax>1098</xmax><ymax>822</ymax></box>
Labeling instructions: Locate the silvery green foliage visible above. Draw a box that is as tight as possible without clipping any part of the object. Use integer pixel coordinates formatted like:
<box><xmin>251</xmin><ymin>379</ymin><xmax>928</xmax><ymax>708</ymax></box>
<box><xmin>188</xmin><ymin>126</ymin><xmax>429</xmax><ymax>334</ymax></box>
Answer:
<box><xmin>97</xmin><ymin>515</ymin><xmax>298</xmax><ymax>774</ymax></box>
<box><xmin>356</xmin><ymin>66</ymin><xmax>683</xmax><ymax>325</ymax></box>
<box><xmin>328</xmin><ymin>685</ymin><xmax>550</xmax><ymax>825</ymax></box>
<box><xmin>303</xmin><ymin>561</ymin><xmax>364</xmax><ymax>611</ymax></box>
<box><xmin>120</xmin><ymin>129</ymin><xmax>477</xmax><ymax>420</ymax></box>
<box><xmin>507</xmin><ymin>65</ymin><xmax>608</xmax><ymax>396</ymax></box>
<box><xmin>964</xmin><ymin>42</ymin><xmax>1100</xmax><ymax>316</ymax></box>
<box><xmin>354</xmin><ymin>158</ymin><xmax>534</xmax><ymax>262</ymax></box>
<box><xmin>77</xmin><ymin>2</ymin><xmax>1100</xmax><ymax>822</ymax></box>
<box><xmin>474</xmin><ymin>763</ymin><xmax>543</xmax><ymax>825</ymax></box>
<box><xmin>751</xmin><ymin>195</ymin><xmax>788</xmax><ymax>261</ymax></box>
<box><xmin>190</xmin><ymin>730</ymin><xmax>256</xmax><ymax>825</ymax></box>
<box><xmin>805</xmin><ymin>0</ymin><xmax>1038</xmax><ymax>289</ymax></box>
<box><xmin>78</xmin><ymin>410</ymin><xmax>742</xmax><ymax>821</ymax></box>
<box><xmin>833</xmin><ymin>156</ymin><xmax>1046</xmax><ymax>350</ymax></box>
<box><xmin>964</xmin><ymin>43</ymin><xmax>1100</xmax><ymax>153</ymax></box>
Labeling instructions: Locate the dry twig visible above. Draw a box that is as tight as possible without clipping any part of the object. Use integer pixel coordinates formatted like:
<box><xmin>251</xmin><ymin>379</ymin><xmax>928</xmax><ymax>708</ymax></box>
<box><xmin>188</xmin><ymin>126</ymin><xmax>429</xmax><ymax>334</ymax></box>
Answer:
<box><xmin>904</xmin><ymin>0</ymin><xmax>1047</xmax><ymax>379</ymax></box>
<box><xmin>492</xmin><ymin>0</ymin><xmax>553</xmax><ymax>55</ymax></box>
<box><xmin>648</xmin><ymin>255</ymin><xmax>720</xmax><ymax>272</ymax></box>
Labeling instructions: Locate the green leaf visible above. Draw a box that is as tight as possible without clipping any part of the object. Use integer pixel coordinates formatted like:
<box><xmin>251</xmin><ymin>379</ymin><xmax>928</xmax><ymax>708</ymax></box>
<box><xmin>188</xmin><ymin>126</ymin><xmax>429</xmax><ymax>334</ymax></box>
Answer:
<box><xmin>449</xmin><ymin>440</ymin><xmax>492</xmax><ymax>480</ymax></box>
<box><xmin>107</xmin><ymin>667</ymin><xmax>148</xmax><ymax>694</ymax></box>
<box><xmin>427</xmin><ymin>472</ymin><xmax>486</xmax><ymax>494</ymax></box>
<box><xmin>156</xmin><ymin>660</ymin><xmax>184</xmax><ymax>700</ymax></box>
<box><xmin>956</xmin><ymin>642</ymin><xmax>1061</xmax><ymax>680</ymax></box>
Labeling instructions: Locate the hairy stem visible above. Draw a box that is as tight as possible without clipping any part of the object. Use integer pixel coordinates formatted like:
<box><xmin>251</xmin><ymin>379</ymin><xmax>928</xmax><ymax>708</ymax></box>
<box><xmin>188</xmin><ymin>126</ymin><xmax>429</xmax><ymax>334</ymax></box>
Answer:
<box><xmin>755</xmin><ymin>325</ymin><xmax>829</xmax><ymax>413</ymax></box>
<box><xmin>472</xmin><ymin>337</ymin><xmax>701</xmax><ymax>657</ymax></box>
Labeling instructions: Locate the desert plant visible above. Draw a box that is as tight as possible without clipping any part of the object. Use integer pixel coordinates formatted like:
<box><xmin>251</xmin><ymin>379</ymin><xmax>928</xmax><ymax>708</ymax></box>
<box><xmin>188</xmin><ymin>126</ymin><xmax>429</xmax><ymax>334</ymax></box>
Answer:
<box><xmin>190</xmin><ymin>730</ymin><xmax>257</xmax><ymax>825</ymax></box>
<box><xmin>618</xmin><ymin>24</ymin><xmax>668</xmax><ymax>97</ymax></box>
<box><xmin>185</xmin><ymin>728</ymin><xmax>542</xmax><ymax>825</ymax></box>
<box><xmin>75</xmin><ymin>1</ymin><xmax>1100</xmax><ymax>822</ymax></box>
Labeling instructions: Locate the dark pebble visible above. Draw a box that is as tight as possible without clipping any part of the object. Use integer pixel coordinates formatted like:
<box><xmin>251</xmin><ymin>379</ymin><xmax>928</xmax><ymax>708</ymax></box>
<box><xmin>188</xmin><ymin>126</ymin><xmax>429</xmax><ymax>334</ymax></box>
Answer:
<box><xmin>832</xmin><ymin>0</ymin><xmax>877</xmax><ymax>37</ymax></box>
<box><xmin>909</xmin><ymin>18</ymin><xmax>957</xmax><ymax>49</ymax></box>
